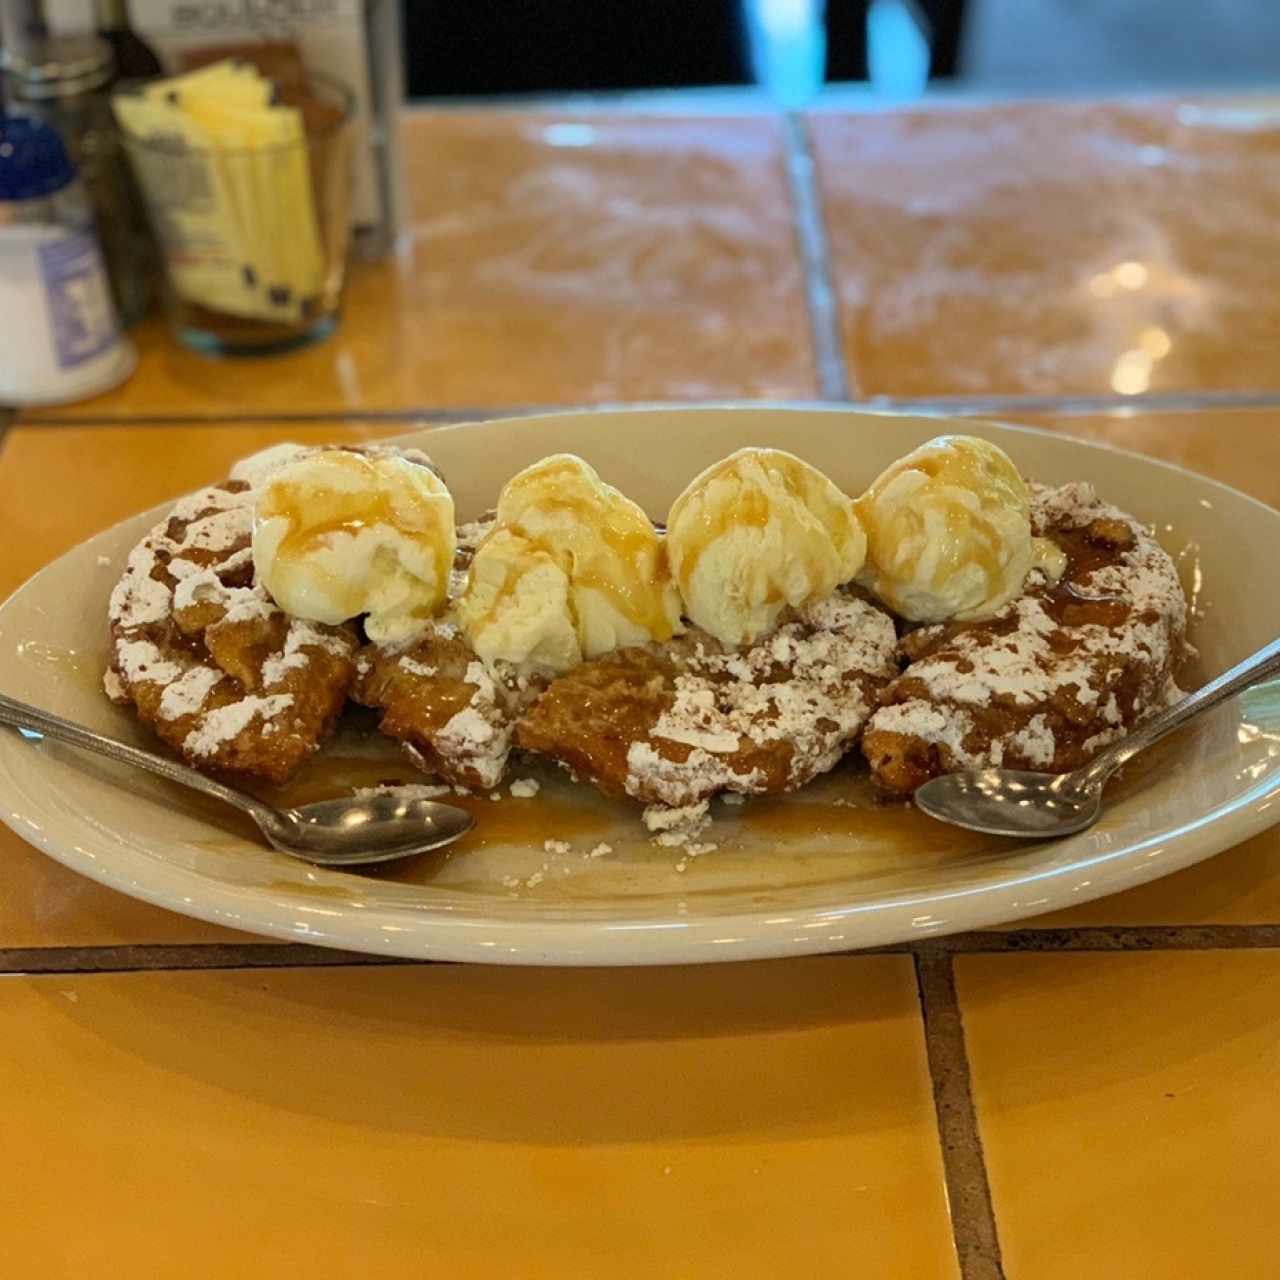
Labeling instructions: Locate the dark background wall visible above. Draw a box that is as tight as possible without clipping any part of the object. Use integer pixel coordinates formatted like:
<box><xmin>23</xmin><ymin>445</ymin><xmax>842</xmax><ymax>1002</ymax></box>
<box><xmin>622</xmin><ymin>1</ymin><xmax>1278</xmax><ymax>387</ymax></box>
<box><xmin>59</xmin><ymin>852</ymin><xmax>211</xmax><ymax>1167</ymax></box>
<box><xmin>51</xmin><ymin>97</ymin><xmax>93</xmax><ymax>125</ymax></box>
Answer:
<box><xmin>401</xmin><ymin>1</ymin><xmax>1280</xmax><ymax>101</ymax></box>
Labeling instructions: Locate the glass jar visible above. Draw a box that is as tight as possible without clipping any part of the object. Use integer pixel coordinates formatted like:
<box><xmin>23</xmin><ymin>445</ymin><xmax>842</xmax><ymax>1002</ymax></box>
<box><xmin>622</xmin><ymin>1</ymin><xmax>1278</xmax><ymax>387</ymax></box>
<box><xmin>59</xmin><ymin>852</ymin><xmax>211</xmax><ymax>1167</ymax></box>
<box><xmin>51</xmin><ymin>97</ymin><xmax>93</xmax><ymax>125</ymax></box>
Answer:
<box><xmin>1</xmin><ymin>34</ymin><xmax>154</xmax><ymax>326</ymax></box>
<box><xmin>119</xmin><ymin>72</ymin><xmax>356</xmax><ymax>356</ymax></box>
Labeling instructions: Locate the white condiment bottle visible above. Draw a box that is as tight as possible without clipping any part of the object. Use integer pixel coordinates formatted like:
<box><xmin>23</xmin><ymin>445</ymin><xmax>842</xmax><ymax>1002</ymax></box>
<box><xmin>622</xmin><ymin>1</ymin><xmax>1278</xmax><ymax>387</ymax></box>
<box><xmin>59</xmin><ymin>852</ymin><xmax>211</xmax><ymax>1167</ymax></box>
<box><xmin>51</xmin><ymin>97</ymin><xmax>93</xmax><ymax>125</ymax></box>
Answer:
<box><xmin>0</xmin><ymin>113</ymin><xmax>135</xmax><ymax>405</ymax></box>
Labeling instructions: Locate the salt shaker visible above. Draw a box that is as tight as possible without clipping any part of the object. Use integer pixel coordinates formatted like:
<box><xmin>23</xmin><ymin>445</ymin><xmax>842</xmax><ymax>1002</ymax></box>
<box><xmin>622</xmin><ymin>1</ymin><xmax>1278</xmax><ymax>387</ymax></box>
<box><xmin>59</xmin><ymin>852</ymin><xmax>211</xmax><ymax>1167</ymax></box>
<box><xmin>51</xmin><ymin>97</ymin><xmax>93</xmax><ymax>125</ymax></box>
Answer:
<box><xmin>0</xmin><ymin>114</ymin><xmax>135</xmax><ymax>406</ymax></box>
<box><xmin>1</xmin><ymin>34</ymin><xmax>154</xmax><ymax>326</ymax></box>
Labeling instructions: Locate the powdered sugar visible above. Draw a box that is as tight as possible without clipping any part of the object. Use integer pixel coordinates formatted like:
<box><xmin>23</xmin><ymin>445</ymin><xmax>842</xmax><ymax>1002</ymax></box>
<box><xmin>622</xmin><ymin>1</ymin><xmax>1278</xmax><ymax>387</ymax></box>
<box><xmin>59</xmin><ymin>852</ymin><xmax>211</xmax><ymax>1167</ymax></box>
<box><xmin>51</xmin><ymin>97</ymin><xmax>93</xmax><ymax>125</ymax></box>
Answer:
<box><xmin>181</xmin><ymin>508</ymin><xmax>249</xmax><ymax>555</ymax></box>
<box><xmin>398</xmin><ymin>657</ymin><xmax>437</xmax><ymax>678</ymax></box>
<box><xmin>165</xmin><ymin>557</ymin><xmax>205</xmax><ymax>581</ymax></box>
<box><xmin>353</xmin><ymin>782</ymin><xmax>454</xmax><ymax>800</ymax></box>
<box><xmin>227</xmin><ymin>442</ymin><xmax>310</xmax><ymax>488</ymax></box>
<box><xmin>463</xmin><ymin>660</ymin><xmax>497</xmax><ymax>698</ymax></box>
<box><xmin>108</xmin><ymin>545</ymin><xmax>172</xmax><ymax>628</ymax></box>
<box><xmin>109</xmin><ymin>478</ymin><xmax>259</xmax><ymax>636</ymax></box>
<box><xmin>647</xmin><ymin>674</ymin><xmax>744</xmax><ymax>753</ymax></box>
<box><xmin>183</xmin><ymin>694</ymin><xmax>294</xmax><ymax>758</ymax></box>
<box><xmin>455</xmin><ymin>519</ymin><xmax>492</xmax><ymax>549</ymax></box>
<box><xmin>158</xmin><ymin>665</ymin><xmax>224</xmax><ymax>720</ymax></box>
<box><xmin>628</xmin><ymin>740</ymin><xmax>767</xmax><ymax>809</ymax></box>
<box><xmin>624</xmin><ymin>593</ymin><xmax>898</xmax><ymax>806</ymax></box>
<box><xmin>261</xmin><ymin>649</ymin><xmax>307</xmax><ymax>686</ymax></box>
<box><xmin>171</xmin><ymin>568</ymin><xmax>269</xmax><ymax>619</ymax></box>
<box><xmin>643</xmin><ymin>799</ymin><xmax>712</xmax><ymax>846</ymax></box>
<box><xmin>870</xmin><ymin>701</ymin><xmax>974</xmax><ymax>759</ymax></box>
<box><xmin>218</xmin><ymin>546</ymin><xmax>254</xmax><ymax>575</ymax></box>
<box><xmin>439</xmin><ymin>704</ymin><xmax>499</xmax><ymax>748</ymax></box>
<box><xmin>115</xmin><ymin>638</ymin><xmax>182</xmax><ymax>687</ymax></box>
<box><xmin>422</xmin><ymin>658</ymin><xmax>516</xmax><ymax>789</ymax></box>
<box><xmin>1009</xmin><ymin>713</ymin><xmax>1055</xmax><ymax>767</ymax></box>
<box><xmin>449</xmin><ymin>516</ymin><xmax>496</xmax><ymax>597</ymax></box>
<box><xmin>436</xmin><ymin>705</ymin><xmax>510</xmax><ymax>791</ymax></box>
<box><xmin>262</xmin><ymin>620</ymin><xmax>350</xmax><ymax>686</ymax></box>
<box><xmin>102</xmin><ymin>668</ymin><xmax>127</xmax><ymax>702</ymax></box>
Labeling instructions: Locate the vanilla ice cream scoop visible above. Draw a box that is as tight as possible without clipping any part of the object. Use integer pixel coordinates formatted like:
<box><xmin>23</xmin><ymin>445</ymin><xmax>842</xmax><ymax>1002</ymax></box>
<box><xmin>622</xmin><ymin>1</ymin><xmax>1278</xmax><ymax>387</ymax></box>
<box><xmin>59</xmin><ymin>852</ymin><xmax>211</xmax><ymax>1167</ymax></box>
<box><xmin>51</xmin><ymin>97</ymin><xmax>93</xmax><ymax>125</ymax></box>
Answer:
<box><xmin>856</xmin><ymin>434</ymin><xmax>1064</xmax><ymax>623</ymax></box>
<box><xmin>252</xmin><ymin>449</ymin><xmax>456</xmax><ymax>645</ymax></box>
<box><xmin>665</xmin><ymin>447</ymin><xmax>867</xmax><ymax>647</ymax></box>
<box><xmin>458</xmin><ymin>454</ymin><xmax>682</xmax><ymax>675</ymax></box>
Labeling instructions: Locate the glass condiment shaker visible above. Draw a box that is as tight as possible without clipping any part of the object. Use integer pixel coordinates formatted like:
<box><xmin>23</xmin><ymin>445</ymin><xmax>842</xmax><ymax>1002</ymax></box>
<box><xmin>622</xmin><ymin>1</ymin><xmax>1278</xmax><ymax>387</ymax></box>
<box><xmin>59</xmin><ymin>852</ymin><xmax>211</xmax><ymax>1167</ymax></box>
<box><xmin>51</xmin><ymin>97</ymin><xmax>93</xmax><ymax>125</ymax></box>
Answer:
<box><xmin>1</xmin><ymin>33</ymin><xmax>153</xmax><ymax>326</ymax></box>
<box><xmin>0</xmin><ymin>114</ymin><xmax>135</xmax><ymax>405</ymax></box>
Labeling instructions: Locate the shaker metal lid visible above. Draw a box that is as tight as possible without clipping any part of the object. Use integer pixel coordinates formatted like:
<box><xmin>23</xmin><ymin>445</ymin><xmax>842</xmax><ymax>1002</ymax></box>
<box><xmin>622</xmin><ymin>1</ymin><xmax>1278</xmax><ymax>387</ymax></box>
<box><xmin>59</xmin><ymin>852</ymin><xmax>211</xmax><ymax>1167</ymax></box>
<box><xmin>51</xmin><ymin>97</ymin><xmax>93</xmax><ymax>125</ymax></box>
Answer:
<box><xmin>0</xmin><ymin>34</ymin><xmax>115</xmax><ymax>99</ymax></box>
<box><xmin>0</xmin><ymin>114</ymin><xmax>76</xmax><ymax>200</ymax></box>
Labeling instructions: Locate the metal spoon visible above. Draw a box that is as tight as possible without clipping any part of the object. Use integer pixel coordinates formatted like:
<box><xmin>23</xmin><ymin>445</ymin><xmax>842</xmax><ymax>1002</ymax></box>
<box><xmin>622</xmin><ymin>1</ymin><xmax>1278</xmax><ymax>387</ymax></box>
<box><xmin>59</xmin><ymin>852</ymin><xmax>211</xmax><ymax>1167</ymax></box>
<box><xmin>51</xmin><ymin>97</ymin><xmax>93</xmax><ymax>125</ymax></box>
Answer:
<box><xmin>914</xmin><ymin>635</ymin><xmax>1280</xmax><ymax>839</ymax></box>
<box><xmin>0</xmin><ymin>692</ymin><xmax>474</xmax><ymax>866</ymax></box>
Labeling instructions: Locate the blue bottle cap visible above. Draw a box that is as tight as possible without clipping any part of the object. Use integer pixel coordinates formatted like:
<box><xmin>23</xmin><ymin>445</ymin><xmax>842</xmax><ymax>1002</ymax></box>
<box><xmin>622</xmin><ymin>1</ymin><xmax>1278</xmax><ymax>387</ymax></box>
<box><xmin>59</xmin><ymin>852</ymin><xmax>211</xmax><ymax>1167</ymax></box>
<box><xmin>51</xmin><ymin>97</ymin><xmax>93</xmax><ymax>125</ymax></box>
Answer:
<box><xmin>0</xmin><ymin>114</ymin><xmax>76</xmax><ymax>202</ymax></box>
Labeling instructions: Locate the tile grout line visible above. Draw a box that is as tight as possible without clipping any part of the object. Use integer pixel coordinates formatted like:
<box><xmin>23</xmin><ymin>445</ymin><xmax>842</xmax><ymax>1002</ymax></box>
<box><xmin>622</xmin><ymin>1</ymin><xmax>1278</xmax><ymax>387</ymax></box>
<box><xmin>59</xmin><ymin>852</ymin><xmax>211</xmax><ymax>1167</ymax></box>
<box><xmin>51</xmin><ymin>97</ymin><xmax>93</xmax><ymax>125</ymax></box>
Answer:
<box><xmin>17</xmin><ymin>386</ymin><xmax>1280</xmax><ymax>429</ymax></box>
<box><xmin>5</xmin><ymin>924</ymin><xmax>1280</xmax><ymax>974</ymax></box>
<box><xmin>0</xmin><ymin>943</ymin><xmax>430</xmax><ymax>975</ymax></box>
<box><xmin>781</xmin><ymin>112</ymin><xmax>852</xmax><ymax>401</ymax></box>
<box><xmin>925</xmin><ymin>924</ymin><xmax>1280</xmax><ymax>952</ymax></box>
<box><xmin>6</xmin><ymin>407</ymin><xmax>530</xmax><ymax>429</ymax></box>
<box><xmin>914</xmin><ymin>950</ymin><xmax>1006</xmax><ymax>1280</ymax></box>
<box><xmin>5</xmin><ymin>925</ymin><xmax>1280</xmax><ymax>975</ymax></box>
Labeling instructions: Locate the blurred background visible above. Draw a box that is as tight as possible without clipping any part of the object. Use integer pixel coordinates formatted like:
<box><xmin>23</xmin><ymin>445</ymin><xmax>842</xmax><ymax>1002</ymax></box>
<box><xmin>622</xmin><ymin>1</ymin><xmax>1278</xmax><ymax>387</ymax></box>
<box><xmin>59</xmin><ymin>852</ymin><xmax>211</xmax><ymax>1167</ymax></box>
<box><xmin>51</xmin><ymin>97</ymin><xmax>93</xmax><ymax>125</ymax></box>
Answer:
<box><xmin>8</xmin><ymin>1</ymin><xmax>1280</xmax><ymax>106</ymax></box>
<box><xmin>3</xmin><ymin>0</ymin><xmax>1278</xmax><ymax>393</ymax></box>
<box><xmin>401</xmin><ymin>0</ymin><xmax>1280</xmax><ymax>103</ymax></box>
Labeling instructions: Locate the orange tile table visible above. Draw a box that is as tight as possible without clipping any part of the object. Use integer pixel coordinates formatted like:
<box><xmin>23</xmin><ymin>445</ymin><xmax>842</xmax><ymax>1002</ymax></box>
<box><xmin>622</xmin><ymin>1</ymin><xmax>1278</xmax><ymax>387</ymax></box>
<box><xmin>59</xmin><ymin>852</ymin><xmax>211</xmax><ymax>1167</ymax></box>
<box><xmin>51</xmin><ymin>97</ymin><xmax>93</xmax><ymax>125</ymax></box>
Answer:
<box><xmin>811</xmin><ymin>98</ymin><xmax>1280</xmax><ymax>399</ymax></box>
<box><xmin>6</xmin><ymin>93</ymin><xmax>1280</xmax><ymax>1280</ymax></box>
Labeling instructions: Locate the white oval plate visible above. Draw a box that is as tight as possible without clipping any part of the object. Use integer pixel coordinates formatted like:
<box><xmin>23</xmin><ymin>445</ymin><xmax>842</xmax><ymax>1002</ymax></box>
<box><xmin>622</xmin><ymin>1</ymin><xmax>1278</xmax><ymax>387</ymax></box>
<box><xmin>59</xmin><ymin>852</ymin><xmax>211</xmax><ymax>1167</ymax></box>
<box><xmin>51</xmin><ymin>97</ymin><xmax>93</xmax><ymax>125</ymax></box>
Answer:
<box><xmin>2</xmin><ymin>407</ymin><xmax>1278</xmax><ymax>965</ymax></box>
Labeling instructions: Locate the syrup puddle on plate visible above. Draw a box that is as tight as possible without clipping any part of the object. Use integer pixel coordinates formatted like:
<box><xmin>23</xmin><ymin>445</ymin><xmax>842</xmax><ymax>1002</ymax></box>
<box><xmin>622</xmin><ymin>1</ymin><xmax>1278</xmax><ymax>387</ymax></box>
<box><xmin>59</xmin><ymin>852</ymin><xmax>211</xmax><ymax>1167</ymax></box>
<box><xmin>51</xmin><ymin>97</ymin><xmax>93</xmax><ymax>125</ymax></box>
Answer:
<box><xmin>14</xmin><ymin>640</ymin><xmax>108</xmax><ymax>697</ymax></box>
<box><xmin>195</xmin><ymin>718</ymin><xmax>1202</xmax><ymax>908</ymax></box>
<box><xmin>57</xmin><ymin>676</ymin><xmax>1205</xmax><ymax>901</ymax></box>
<box><xmin>246</xmin><ymin>720</ymin><xmax>1022</xmax><ymax>901</ymax></box>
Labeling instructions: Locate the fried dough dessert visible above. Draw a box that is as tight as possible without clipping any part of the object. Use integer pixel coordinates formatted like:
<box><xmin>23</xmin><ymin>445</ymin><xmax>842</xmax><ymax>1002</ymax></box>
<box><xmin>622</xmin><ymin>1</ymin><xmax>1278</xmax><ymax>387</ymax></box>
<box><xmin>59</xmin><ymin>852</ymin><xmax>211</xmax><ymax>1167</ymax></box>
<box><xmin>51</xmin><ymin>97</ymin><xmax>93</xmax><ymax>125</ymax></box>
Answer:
<box><xmin>352</xmin><ymin>517</ymin><xmax>542</xmax><ymax>791</ymax></box>
<box><xmin>105</xmin><ymin>452</ymin><xmax>361</xmax><ymax>785</ymax></box>
<box><xmin>516</xmin><ymin>593</ymin><xmax>899</xmax><ymax>808</ymax></box>
<box><xmin>352</xmin><ymin>623</ymin><xmax>537</xmax><ymax>792</ymax></box>
<box><xmin>862</xmin><ymin>482</ymin><xmax>1187</xmax><ymax>795</ymax></box>
<box><xmin>356</xmin><ymin>448</ymin><xmax>692</xmax><ymax>792</ymax></box>
<box><xmin>103</xmin><ymin>430</ymin><xmax>1195</xmax><ymax>845</ymax></box>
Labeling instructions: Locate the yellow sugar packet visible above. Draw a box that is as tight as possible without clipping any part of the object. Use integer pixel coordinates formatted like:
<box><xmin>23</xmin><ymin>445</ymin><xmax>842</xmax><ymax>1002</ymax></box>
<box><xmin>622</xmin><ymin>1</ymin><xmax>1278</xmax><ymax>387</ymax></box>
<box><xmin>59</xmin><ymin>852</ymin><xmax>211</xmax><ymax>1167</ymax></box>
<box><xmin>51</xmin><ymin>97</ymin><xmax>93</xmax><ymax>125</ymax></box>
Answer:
<box><xmin>115</xmin><ymin>60</ymin><xmax>326</xmax><ymax>324</ymax></box>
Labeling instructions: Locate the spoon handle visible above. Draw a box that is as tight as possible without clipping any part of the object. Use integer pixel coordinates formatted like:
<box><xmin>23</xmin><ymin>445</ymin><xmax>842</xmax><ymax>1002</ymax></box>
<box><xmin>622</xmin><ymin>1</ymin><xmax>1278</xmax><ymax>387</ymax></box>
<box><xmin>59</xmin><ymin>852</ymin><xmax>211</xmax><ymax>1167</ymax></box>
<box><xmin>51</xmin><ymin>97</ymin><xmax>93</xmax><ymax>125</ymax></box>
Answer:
<box><xmin>1077</xmin><ymin>635</ymin><xmax>1280</xmax><ymax>789</ymax></box>
<box><xmin>0</xmin><ymin>692</ymin><xmax>268</xmax><ymax>819</ymax></box>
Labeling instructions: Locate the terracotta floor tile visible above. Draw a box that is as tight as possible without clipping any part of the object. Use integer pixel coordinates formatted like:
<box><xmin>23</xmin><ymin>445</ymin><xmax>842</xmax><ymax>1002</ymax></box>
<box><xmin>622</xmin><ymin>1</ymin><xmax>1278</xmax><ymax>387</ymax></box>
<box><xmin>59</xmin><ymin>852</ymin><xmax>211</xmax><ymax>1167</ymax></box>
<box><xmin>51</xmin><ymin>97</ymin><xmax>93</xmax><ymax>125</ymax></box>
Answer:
<box><xmin>812</xmin><ymin>98</ymin><xmax>1280</xmax><ymax>397</ymax></box>
<box><xmin>23</xmin><ymin>111</ymin><xmax>815</xmax><ymax>422</ymax></box>
<box><xmin>957</xmin><ymin>951</ymin><xmax>1280</xmax><ymax>1278</ymax></box>
<box><xmin>1</xmin><ymin>958</ymin><xmax>956</xmax><ymax>1279</ymax></box>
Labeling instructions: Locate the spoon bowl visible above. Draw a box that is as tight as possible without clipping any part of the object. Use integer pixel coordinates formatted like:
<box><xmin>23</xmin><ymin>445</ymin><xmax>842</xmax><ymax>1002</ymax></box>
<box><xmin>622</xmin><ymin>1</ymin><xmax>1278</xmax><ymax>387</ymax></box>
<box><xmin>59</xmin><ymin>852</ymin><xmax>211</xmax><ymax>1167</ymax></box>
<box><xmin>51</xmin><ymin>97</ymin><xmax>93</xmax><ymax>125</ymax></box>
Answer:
<box><xmin>263</xmin><ymin>793</ymin><xmax>475</xmax><ymax>865</ymax></box>
<box><xmin>914</xmin><ymin>769</ymin><xmax>1101</xmax><ymax>839</ymax></box>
